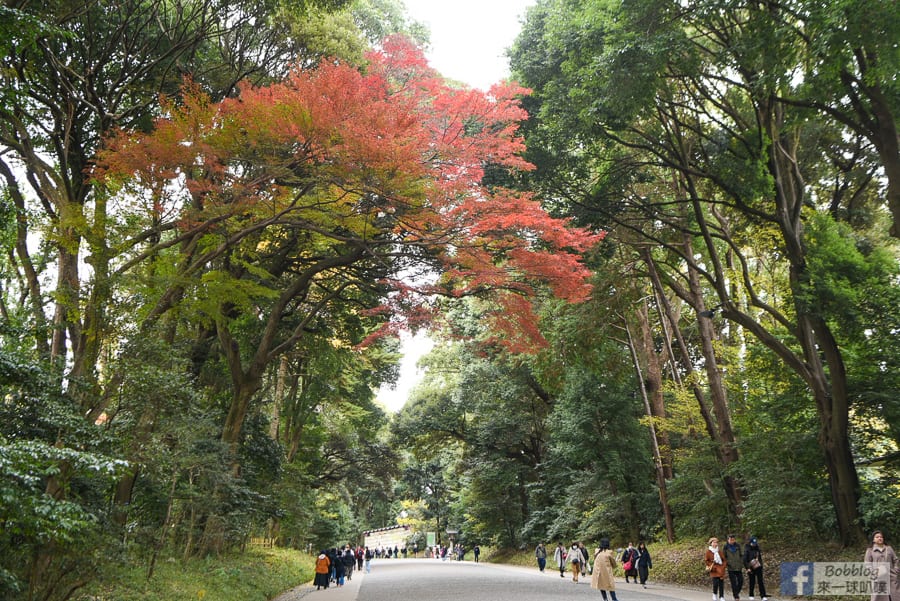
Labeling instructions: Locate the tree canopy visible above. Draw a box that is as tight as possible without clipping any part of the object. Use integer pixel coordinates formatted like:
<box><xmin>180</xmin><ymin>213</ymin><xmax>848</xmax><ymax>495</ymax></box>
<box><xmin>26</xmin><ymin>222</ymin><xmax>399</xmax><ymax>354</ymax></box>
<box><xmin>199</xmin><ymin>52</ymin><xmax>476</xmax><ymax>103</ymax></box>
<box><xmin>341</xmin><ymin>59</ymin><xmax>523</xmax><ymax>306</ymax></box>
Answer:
<box><xmin>1</xmin><ymin>1</ymin><xmax>899</xmax><ymax>598</ymax></box>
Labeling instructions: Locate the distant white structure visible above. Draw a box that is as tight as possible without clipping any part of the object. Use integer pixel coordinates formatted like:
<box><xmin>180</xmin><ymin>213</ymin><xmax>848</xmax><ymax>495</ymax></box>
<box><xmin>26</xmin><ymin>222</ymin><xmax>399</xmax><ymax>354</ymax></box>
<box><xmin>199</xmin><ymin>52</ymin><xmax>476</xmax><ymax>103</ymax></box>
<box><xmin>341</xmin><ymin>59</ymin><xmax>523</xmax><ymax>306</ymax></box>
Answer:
<box><xmin>363</xmin><ymin>525</ymin><xmax>412</xmax><ymax>550</ymax></box>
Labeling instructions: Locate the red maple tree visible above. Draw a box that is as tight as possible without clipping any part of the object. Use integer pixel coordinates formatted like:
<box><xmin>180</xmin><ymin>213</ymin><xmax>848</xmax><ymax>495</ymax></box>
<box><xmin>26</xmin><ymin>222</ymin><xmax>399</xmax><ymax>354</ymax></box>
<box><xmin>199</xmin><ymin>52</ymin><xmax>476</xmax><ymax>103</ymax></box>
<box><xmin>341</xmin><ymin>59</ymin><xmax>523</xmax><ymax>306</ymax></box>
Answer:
<box><xmin>96</xmin><ymin>35</ymin><xmax>601</xmax><ymax>440</ymax></box>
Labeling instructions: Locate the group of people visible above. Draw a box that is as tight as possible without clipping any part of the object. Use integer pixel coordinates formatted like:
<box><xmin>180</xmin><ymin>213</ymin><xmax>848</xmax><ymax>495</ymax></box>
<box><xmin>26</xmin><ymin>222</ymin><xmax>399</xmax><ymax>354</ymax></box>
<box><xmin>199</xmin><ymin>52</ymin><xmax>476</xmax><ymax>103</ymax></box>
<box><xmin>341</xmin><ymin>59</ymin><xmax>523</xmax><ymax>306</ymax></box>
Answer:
<box><xmin>430</xmin><ymin>543</ymin><xmax>481</xmax><ymax>562</ymax></box>
<box><xmin>534</xmin><ymin>539</ymin><xmax>650</xmax><ymax>600</ymax></box>
<box><xmin>704</xmin><ymin>535</ymin><xmax>767</xmax><ymax>601</ymax></box>
<box><xmin>313</xmin><ymin>545</ymin><xmax>373</xmax><ymax>590</ymax></box>
<box><xmin>370</xmin><ymin>544</ymin><xmax>404</xmax><ymax>558</ymax></box>
<box><xmin>311</xmin><ymin>530</ymin><xmax>900</xmax><ymax>600</ymax></box>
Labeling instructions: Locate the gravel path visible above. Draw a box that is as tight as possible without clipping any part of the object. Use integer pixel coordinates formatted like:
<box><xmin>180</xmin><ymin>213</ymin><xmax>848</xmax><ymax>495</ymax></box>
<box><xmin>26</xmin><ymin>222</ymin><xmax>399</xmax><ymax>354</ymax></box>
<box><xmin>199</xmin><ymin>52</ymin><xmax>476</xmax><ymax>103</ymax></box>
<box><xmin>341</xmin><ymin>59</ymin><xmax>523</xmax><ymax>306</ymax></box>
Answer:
<box><xmin>271</xmin><ymin>583</ymin><xmax>315</xmax><ymax>601</ymax></box>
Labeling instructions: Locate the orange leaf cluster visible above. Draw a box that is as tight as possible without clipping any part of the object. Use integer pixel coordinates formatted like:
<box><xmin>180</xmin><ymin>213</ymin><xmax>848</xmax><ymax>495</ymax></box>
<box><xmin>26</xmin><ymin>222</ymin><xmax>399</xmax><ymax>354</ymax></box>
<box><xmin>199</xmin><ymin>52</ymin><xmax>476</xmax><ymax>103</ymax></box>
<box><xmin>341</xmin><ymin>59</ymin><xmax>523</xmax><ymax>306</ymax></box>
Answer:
<box><xmin>95</xmin><ymin>35</ymin><xmax>603</xmax><ymax>352</ymax></box>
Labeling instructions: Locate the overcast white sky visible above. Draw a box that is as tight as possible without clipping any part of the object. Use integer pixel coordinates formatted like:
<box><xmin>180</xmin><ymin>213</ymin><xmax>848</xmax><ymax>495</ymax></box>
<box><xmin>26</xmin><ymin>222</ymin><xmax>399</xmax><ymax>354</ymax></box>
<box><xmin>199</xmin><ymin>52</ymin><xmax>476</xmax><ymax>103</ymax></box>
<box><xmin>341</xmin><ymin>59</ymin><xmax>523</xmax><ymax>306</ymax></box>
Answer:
<box><xmin>373</xmin><ymin>0</ymin><xmax>536</xmax><ymax>412</ymax></box>
<box><xmin>402</xmin><ymin>0</ymin><xmax>537</xmax><ymax>90</ymax></box>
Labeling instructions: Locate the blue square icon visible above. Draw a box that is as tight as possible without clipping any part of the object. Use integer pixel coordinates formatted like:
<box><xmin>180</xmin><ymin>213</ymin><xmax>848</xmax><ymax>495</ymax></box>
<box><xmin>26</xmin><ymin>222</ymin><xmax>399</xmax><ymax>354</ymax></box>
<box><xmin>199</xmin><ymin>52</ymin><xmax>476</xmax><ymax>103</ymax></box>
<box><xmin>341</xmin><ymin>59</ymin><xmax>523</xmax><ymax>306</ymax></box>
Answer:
<box><xmin>781</xmin><ymin>562</ymin><xmax>815</xmax><ymax>596</ymax></box>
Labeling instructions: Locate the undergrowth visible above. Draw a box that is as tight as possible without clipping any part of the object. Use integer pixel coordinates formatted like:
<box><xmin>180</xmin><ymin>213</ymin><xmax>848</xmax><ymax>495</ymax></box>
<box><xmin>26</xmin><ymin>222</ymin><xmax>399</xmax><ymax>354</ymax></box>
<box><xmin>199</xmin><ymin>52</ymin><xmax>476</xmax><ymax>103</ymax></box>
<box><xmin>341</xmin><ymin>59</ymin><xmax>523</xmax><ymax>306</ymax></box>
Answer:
<box><xmin>73</xmin><ymin>547</ymin><xmax>314</xmax><ymax>601</ymax></box>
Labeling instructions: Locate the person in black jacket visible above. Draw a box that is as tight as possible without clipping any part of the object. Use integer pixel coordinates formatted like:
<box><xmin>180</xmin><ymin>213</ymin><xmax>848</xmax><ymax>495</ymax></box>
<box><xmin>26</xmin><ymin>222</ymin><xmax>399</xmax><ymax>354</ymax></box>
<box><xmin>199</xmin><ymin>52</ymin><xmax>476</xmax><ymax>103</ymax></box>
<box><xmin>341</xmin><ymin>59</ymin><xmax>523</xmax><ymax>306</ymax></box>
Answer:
<box><xmin>636</xmin><ymin>541</ymin><xmax>653</xmax><ymax>587</ymax></box>
<box><xmin>743</xmin><ymin>537</ymin><xmax>767</xmax><ymax>601</ymax></box>
<box><xmin>341</xmin><ymin>546</ymin><xmax>356</xmax><ymax>581</ymax></box>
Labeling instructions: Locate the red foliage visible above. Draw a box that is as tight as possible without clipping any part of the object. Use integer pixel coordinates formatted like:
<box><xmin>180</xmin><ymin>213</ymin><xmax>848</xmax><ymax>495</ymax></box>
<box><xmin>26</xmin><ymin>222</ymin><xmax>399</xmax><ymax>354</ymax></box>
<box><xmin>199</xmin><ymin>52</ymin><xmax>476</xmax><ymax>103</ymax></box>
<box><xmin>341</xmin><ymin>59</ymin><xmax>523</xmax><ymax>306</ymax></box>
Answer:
<box><xmin>95</xmin><ymin>35</ymin><xmax>602</xmax><ymax>352</ymax></box>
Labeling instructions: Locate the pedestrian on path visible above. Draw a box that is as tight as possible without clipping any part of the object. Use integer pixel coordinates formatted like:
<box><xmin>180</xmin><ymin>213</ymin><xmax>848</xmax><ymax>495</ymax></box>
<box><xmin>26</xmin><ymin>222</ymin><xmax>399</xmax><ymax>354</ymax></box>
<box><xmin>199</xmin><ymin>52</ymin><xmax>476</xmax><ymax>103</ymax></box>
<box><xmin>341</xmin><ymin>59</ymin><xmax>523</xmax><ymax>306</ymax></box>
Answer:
<box><xmin>474</xmin><ymin>544</ymin><xmax>481</xmax><ymax>562</ymax></box>
<box><xmin>365</xmin><ymin>546</ymin><xmax>373</xmax><ymax>573</ymax></box>
<box><xmin>636</xmin><ymin>541</ymin><xmax>652</xmax><ymax>587</ymax></box>
<box><xmin>580</xmin><ymin>542</ymin><xmax>590</xmax><ymax>578</ymax></box>
<box><xmin>705</xmin><ymin>537</ymin><xmax>727</xmax><ymax>601</ymax></box>
<box><xmin>591</xmin><ymin>538</ymin><xmax>619</xmax><ymax>601</ymax></box>
<box><xmin>622</xmin><ymin>542</ymin><xmax>639</xmax><ymax>583</ymax></box>
<box><xmin>554</xmin><ymin>542</ymin><xmax>567</xmax><ymax>578</ymax></box>
<box><xmin>743</xmin><ymin>537</ymin><xmax>767</xmax><ymax>601</ymax></box>
<box><xmin>864</xmin><ymin>530</ymin><xmax>900</xmax><ymax>601</ymax></box>
<box><xmin>333</xmin><ymin>549</ymin><xmax>346</xmax><ymax>587</ymax></box>
<box><xmin>342</xmin><ymin>546</ymin><xmax>355</xmax><ymax>581</ymax></box>
<box><xmin>569</xmin><ymin>542</ymin><xmax>585</xmax><ymax>582</ymax></box>
<box><xmin>314</xmin><ymin>550</ymin><xmax>330</xmax><ymax>590</ymax></box>
<box><xmin>724</xmin><ymin>535</ymin><xmax>743</xmax><ymax>600</ymax></box>
<box><xmin>535</xmin><ymin>542</ymin><xmax>547</xmax><ymax>572</ymax></box>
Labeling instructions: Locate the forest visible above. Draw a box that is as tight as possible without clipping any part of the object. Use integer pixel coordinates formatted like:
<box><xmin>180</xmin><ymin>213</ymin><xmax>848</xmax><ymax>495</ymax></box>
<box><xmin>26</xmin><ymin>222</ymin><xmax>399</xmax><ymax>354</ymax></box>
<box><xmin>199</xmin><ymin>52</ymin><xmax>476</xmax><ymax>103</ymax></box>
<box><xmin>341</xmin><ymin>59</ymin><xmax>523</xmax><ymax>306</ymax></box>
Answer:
<box><xmin>0</xmin><ymin>1</ymin><xmax>898</xmax><ymax>600</ymax></box>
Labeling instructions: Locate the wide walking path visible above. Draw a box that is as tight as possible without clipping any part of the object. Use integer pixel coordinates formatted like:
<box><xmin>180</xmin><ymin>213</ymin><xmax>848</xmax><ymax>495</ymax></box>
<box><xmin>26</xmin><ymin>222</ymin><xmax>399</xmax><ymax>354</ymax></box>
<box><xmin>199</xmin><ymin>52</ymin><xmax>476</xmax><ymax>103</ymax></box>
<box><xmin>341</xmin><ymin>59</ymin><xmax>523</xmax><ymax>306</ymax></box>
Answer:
<box><xmin>273</xmin><ymin>558</ymin><xmax>747</xmax><ymax>601</ymax></box>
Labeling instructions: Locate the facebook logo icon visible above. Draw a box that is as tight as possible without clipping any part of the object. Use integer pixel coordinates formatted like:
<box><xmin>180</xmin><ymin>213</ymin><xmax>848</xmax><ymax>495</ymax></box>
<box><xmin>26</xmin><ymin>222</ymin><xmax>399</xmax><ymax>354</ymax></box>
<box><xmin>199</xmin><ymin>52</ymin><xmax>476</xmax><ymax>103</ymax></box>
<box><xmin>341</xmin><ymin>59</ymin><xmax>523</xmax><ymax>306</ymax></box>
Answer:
<box><xmin>782</xmin><ymin>563</ymin><xmax>815</xmax><ymax>596</ymax></box>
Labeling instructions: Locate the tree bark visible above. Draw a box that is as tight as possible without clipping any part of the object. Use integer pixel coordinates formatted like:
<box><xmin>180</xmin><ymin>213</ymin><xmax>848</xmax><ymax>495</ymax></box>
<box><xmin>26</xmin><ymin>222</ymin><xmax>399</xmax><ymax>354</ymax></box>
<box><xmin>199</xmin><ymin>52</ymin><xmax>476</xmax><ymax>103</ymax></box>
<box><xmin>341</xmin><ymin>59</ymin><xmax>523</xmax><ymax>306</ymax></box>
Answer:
<box><xmin>625</xmin><ymin>315</ymin><xmax>675</xmax><ymax>543</ymax></box>
<box><xmin>763</xmin><ymin>98</ymin><xmax>864</xmax><ymax>545</ymax></box>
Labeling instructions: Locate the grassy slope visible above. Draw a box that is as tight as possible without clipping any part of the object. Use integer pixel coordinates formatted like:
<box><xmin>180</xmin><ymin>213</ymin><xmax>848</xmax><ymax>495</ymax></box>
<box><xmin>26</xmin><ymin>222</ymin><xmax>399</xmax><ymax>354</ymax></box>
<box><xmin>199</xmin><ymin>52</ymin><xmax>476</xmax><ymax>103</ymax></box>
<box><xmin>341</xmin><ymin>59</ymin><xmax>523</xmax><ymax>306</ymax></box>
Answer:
<box><xmin>74</xmin><ymin>548</ymin><xmax>314</xmax><ymax>601</ymax></box>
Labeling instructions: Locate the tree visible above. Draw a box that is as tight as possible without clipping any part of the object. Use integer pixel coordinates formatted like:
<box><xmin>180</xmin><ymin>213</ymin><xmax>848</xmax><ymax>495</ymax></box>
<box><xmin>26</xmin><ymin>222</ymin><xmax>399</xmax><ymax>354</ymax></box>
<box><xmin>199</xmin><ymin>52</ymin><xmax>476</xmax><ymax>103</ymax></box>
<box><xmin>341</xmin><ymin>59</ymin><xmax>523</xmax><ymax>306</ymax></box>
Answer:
<box><xmin>96</xmin><ymin>36</ymin><xmax>599</xmax><ymax>454</ymax></box>
<box><xmin>510</xmin><ymin>0</ymin><xmax>899</xmax><ymax>545</ymax></box>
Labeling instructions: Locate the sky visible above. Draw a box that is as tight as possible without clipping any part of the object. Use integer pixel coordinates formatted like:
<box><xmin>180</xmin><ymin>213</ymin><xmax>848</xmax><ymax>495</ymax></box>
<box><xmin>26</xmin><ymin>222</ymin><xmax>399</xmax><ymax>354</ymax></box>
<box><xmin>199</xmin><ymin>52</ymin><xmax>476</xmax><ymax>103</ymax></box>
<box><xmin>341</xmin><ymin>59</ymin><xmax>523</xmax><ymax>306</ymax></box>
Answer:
<box><xmin>402</xmin><ymin>0</ymin><xmax>537</xmax><ymax>91</ymax></box>
<box><xmin>373</xmin><ymin>0</ymin><xmax>536</xmax><ymax>412</ymax></box>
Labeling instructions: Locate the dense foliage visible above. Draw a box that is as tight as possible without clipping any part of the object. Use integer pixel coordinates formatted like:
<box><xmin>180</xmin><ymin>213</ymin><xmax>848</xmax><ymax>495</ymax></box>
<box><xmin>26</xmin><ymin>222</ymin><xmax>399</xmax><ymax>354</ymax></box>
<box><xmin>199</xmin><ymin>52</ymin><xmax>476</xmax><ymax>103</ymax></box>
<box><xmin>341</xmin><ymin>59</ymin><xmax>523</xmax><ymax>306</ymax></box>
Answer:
<box><xmin>0</xmin><ymin>1</ymin><xmax>597</xmax><ymax>599</ymax></box>
<box><xmin>388</xmin><ymin>0</ymin><xmax>899</xmax><ymax>553</ymax></box>
<box><xmin>1</xmin><ymin>1</ymin><xmax>898</xmax><ymax>599</ymax></box>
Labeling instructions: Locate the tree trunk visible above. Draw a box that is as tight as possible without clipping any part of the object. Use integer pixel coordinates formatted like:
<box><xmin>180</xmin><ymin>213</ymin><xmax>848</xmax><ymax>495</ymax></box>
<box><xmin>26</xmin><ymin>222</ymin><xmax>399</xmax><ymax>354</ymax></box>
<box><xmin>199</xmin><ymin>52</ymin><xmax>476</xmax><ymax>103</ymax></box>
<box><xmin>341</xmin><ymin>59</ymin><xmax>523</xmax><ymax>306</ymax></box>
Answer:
<box><xmin>625</xmin><ymin>315</ymin><xmax>675</xmax><ymax>543</ymax></box>
<box><xmin>764</xmin><ymin>98</ymin><xmax>864</xmax><ymax>546</ymax></box>
<box><xmin>686</xmin><ymin>238</ymin><xmax>744</xmax><ymax>519</ymax></box>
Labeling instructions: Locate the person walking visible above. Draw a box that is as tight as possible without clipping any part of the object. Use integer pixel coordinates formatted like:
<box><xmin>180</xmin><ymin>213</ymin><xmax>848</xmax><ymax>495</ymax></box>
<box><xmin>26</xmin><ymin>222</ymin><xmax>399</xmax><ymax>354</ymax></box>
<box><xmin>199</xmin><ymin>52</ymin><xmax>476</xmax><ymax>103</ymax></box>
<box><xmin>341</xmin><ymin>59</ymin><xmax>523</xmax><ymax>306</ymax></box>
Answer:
<box><xmin>706</xmin><ymin>537</ymin><xmax>727</xmax><ymax>601</ymax></box>
<box><xmin>364</xmin><ymin>546</ymin><xmax>373</xmax><ymax>573</ymax></box>
<box><xmin>724</xmin><ymin>535</ymin><xmax>744</xmax><ymax>600</ymax></box>
<box><xmin>591</xmin><ymin>538</ymin><xmax>620</xmax><ymax>601</ymax></box>
<box><xmin>535</xmin><ymin>542</ymin><xmax>547</xmax><ymax>572</ymax></box>
<box><xmin>569</xmin><ymin>542</ymin><xmax>585</xmax><ymax>582</ymax></box>
<box><xmin>342</xmin><ymin>546</ymin><xmax>355</xmax><ymax>581</ymax></box>
<box><xmin>314</xmin><ymin>550</ymin><xmax>331</xmax><ymax>590</ymax></box>
<box><xmin>554</xmin><ymin>542</ymin><xmax>567</xmax><ymax>578</ymax></box>
<box><xmin>333</xmin><ymin>549</ymin><xmax>346</xmax><ymax>587</ymax></box>
<box><xmin>622</xmin><ymin>542</ymin><xmax>639</xmax><ymax>584</ymax></box>
<box><xmin>474</xmin><ymin>544</ymin><xmax>481</xmax><ymax>563</ymax></box>
<box><xmin>328</xmin><ymin>548</ymin><xmax>338</xmax><ymax>583</ymax></box>
<box><xmin>636</xmin><ymin>541</ymin><xmax>653</xmax><ymax>587</ymax></box>
<box><xmin>864</xmin><ymin>530</ymin><xmax>900</xmax><ymax>601</ymax></box>
<box><xmin>580</xmin><ymin>542</ymin><xmax>590</xmax><ymax>578</ymax></box>
<box><xmin>743</xmin><ymin>537</ymin><xmax>767</xmax><ymax>601</ymax></box>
